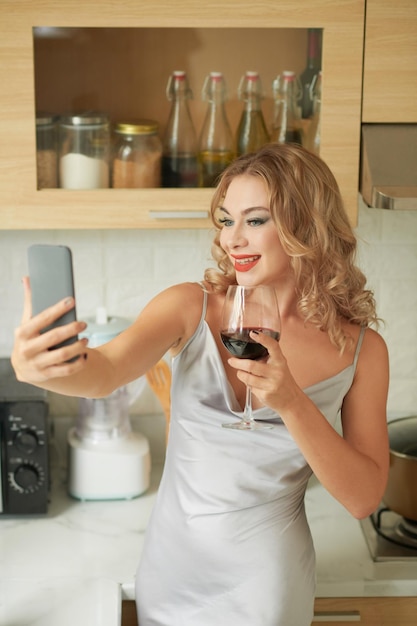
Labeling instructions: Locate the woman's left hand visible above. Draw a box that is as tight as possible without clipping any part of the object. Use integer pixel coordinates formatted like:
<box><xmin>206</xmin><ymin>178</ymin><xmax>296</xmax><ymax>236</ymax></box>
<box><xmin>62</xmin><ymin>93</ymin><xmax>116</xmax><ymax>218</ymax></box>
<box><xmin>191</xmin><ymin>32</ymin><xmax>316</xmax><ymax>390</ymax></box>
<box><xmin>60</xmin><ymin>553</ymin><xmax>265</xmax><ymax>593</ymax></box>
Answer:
<box><xmin>227</xmin><ymin>330</ymin><xmax>302</xmax><ymax>414</ymax></box>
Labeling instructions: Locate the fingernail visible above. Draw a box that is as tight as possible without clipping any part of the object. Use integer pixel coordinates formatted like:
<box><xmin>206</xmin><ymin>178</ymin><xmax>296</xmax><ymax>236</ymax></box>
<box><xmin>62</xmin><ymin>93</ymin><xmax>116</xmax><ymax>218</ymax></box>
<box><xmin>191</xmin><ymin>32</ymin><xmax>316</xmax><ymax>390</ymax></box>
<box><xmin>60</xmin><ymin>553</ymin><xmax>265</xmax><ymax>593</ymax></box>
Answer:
<box><xmin>64</xmin><ymin>297</ymin><xmax>74</xmax><ymax>307</ymax></box>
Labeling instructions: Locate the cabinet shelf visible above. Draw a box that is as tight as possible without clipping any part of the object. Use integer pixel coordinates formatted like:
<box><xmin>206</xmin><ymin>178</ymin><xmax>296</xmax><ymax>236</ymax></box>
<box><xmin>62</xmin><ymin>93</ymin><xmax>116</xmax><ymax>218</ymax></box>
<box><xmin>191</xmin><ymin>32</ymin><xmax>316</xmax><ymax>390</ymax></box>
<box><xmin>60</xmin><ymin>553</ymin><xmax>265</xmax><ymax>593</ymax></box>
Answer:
<box><xmin>0</xmin><ymin>0</ymin><xmax>365</xmax><ymax>229</ymax></box>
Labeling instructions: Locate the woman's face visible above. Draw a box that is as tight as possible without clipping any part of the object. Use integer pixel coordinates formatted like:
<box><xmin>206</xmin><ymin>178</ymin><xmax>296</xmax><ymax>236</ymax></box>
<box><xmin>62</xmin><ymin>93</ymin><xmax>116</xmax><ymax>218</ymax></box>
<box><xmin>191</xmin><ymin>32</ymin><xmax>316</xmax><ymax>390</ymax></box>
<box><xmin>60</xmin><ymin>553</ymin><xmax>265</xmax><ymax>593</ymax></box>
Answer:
<box><xmin>218</xmin><ymin>174</ymin><xmax>291</xmax><ymax>287</ymax></box>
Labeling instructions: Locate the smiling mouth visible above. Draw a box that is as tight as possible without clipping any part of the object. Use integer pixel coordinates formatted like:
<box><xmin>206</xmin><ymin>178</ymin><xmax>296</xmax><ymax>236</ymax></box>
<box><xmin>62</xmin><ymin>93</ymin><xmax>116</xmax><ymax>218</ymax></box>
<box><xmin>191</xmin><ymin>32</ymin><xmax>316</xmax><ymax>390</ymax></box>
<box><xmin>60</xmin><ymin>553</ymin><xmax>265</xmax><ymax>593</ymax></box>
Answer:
<box><xmin>232</xmin><ymin>255</ymin><xmax>260</xmax><ymax>272</ymax></box>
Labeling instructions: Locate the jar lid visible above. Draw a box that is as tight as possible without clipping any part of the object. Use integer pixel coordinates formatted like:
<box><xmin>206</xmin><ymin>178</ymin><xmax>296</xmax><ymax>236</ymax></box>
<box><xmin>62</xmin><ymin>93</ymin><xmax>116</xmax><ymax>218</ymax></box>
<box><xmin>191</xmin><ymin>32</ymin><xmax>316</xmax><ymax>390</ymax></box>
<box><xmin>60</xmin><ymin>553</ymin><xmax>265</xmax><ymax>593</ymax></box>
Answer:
<box><xmin>79</xmin><ymin>308</ymin><xmax>131</xmax><ymax>347</ymax></box>
<box><xmin>59</xmin><ymin>112</ymin><xmax>109</xmax><ymax>127</ymax></box>
<box><xmin>114</xmin><ymin>120</ymin><xmax>159</xmax><ymax>135</ymax></box>
<box><xmin>36</xmin><ymin>112</ymin><xmax>58</xmax><ymax>126</ymax></box>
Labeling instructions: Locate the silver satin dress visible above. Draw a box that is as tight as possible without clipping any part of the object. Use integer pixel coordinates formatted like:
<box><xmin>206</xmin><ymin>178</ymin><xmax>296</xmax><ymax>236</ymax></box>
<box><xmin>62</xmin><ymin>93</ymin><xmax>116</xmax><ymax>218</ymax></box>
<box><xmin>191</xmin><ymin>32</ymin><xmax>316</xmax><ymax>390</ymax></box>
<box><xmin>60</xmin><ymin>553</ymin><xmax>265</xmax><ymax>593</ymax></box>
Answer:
<box><xmin>136</xmin><ymin>289</ymin><xmax>365</xmax><ymax>626</ymax></box>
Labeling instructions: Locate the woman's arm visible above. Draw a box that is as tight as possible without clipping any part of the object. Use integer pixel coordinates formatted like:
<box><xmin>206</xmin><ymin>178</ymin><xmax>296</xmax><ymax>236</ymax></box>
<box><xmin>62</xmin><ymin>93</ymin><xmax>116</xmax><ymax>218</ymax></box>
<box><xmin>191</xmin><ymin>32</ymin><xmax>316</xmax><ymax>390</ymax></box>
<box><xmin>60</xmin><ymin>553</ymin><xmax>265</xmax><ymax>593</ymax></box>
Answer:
<box><xmin>228</xmin><ymin>328</ymin><xmax>390</xmax><ymax>519</ymax></box>
<box><xmin>12</xmin><ymin>277</ymin><xmax>201</xmax><ymax>399</ymax></box>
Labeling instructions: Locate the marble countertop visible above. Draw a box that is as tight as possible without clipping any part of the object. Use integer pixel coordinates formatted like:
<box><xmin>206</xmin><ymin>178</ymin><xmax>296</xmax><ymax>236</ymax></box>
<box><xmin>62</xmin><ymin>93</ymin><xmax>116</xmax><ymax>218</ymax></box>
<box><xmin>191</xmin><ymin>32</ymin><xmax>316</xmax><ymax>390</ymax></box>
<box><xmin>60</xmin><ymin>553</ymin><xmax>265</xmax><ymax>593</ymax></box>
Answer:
<box><xmin>1</xmin><ymin>416</ymin><xmax>416</xmax><ymax>625</ymax></box>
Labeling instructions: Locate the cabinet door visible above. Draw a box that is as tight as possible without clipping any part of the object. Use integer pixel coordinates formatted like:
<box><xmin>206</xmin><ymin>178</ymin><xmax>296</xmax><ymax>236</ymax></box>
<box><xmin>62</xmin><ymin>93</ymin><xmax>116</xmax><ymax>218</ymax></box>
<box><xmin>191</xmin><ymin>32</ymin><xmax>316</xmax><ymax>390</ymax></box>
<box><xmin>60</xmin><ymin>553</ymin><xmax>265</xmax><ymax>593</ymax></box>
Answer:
<box><xmin>314</xmin><ymin>597</ymin><xmax>417</xmax><ymax>625</ymax></box>
<box><xmin>363</xmin><ymin>0</ymin><xmax>417</xmax><ymax>122</ymax></box>
<box><xmin>0</xmin><ymin>0</ymin><xmax>365</xmax><ymax>229</ymax></box>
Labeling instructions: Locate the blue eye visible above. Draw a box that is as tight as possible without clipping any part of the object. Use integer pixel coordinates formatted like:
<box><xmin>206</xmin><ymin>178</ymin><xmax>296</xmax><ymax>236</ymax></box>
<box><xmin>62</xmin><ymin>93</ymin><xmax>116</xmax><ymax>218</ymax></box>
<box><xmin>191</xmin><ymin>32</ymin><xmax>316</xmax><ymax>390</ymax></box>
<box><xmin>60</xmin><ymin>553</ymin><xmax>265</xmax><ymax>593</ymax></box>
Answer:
<box><xmin>247</xmin><ymin>217</ymin><xmax>268</xmax><ymax>227</ymax></box>
<box><xmin>217</xmin><ymin>217</ymin><xmax>234</xmax><ymax>227</ymax></box>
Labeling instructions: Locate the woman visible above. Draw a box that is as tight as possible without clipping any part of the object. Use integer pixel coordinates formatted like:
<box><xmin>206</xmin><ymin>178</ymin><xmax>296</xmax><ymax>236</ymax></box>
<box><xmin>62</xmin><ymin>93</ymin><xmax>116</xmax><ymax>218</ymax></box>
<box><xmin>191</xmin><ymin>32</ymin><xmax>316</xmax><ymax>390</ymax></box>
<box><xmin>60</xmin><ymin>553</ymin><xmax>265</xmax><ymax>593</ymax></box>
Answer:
<box><xmin>12</xmin><ymin>144</ymin><xmax>389</xmax><ymax>625</ymax></box>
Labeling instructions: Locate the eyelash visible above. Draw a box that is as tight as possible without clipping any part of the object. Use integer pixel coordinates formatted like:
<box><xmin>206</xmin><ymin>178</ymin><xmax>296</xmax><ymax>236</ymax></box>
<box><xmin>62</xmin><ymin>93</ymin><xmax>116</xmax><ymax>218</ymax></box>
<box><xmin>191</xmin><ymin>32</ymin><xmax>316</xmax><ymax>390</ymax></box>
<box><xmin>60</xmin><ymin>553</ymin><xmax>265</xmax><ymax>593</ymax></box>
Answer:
<box><xmin>218</xmin><ymin>217</ymin><xmax>268</xmax><ymax>227</ymax></box>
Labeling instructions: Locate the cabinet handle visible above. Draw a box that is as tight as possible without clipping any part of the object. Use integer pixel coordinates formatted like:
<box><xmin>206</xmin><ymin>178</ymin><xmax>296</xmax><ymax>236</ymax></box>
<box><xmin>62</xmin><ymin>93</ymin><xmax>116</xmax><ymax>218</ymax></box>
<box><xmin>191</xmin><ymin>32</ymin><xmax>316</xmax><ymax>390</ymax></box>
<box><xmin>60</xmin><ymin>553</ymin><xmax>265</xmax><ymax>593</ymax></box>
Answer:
<box><xmin>149</xmin><ymin>210</ymin><xmax>209</xmax><ymax>219</ymax></box>
<box><xmin>312</xmin><ymin>611</ymin><xmax>361</xmax><ymax>622</ymax></box>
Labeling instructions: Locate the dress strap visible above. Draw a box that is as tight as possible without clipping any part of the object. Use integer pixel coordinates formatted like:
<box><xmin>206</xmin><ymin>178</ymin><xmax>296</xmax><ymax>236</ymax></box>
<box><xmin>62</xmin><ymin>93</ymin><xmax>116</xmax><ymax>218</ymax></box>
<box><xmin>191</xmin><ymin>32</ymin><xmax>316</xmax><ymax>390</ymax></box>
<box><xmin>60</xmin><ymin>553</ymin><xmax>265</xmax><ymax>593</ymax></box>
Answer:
<box><xmin>353</xmin><ymin>326</ymin><xmax>366</xmax><ymax>372</ymax></box>
<box><xmin>198</xmin><ymin>282</ymin><xmax>208</xmax><ymax>322</ymax></box>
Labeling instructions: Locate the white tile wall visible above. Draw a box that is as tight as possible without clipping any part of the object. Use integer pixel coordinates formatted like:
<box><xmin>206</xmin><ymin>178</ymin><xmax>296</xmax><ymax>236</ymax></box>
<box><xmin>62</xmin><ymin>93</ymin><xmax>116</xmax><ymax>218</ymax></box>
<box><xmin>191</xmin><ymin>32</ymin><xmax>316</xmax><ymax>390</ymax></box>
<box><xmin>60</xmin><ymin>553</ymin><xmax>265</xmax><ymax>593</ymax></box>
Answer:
<box><xmin>356</xmin><ymin>198</ymin><xmax>417</xmax><ymax>415</ymax></box>
<box><xmin>1</xmin><ymin>198</ymin><xmax>416</xmax><ymax>420</ymax></box>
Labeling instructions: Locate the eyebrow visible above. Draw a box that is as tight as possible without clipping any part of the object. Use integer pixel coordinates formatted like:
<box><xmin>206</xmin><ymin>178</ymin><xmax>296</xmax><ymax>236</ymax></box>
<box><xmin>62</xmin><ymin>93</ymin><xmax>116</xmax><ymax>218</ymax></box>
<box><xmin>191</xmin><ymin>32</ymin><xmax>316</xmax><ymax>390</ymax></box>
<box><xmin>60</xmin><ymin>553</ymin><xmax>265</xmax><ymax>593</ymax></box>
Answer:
<box><xmin>218</xmin><ymin>206</ymin><xmax>270</xmax><ymax>216</ymax></box>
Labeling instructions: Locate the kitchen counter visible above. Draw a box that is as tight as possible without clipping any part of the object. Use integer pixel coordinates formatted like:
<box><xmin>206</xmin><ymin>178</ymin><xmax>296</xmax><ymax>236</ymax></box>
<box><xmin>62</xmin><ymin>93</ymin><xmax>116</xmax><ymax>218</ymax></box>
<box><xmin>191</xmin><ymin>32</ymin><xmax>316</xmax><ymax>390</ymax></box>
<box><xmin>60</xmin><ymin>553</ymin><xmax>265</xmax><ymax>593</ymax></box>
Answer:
<box><xmin>1</xmin><ymin>416</ymin><xmax>416</xmax><ymax>625</ymax></box>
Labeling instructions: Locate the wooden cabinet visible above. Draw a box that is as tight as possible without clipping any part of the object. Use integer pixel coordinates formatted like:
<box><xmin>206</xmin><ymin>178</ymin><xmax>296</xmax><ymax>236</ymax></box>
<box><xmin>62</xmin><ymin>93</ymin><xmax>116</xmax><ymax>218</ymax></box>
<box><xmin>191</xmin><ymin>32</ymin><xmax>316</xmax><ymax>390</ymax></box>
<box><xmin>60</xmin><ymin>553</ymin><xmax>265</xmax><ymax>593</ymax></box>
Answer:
<box><xmin>313</xmin><ymin>597</ymin><xmax>417</xmax><ymax>625</ymax></box>
<box><xmin>123</xmin><ymin>597</ymin><xmax>417</xmax><ymax>625</ymax></box>
<box><xmin>121</xmin><ymin>600</ymin><xmax>138</xmax><ymax>626</ymax></box>
<box><xmin>0</xmin><ymin>0</ymin><xmax>365</xmax><ymax>229</ymax></box>
<box><xmin>362</xmin><ymin>0</ymin><xmax>417</xmax><ymax>123</ymax></box>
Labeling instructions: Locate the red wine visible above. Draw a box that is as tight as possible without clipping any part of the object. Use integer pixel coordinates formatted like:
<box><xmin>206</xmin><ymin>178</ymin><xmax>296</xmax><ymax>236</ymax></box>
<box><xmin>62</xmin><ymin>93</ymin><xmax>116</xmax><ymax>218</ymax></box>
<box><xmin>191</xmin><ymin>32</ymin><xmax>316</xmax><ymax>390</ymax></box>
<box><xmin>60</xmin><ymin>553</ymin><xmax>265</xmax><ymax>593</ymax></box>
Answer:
<box><xmin>220</xmin><ymin>328</ymin><xmax>280</xmax><ymax>359</ymax></box>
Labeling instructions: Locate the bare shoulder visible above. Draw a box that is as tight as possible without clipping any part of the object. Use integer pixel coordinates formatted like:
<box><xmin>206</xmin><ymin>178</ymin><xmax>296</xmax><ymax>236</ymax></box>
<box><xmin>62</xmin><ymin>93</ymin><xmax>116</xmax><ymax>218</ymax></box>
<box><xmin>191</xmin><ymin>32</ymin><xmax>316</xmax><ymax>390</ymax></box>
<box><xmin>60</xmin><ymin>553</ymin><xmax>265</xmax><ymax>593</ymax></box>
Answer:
<box><xmin>155</xmin><ymin>281</ymin><xmax>205</xmax><ymax>310</ymax></box>
<box><xmin>360</xmin><ymin>327</ymin><xmax>389</xmax><ymax>362</ymax></box>
<box><xmin>354</xmin><ymin>326</ymin><xmax>389</xmax><ymax>388</ymax></box>
<box><xmin>343</xmin><ymin>321</ymin><xmax>388</xmax><ymax>362</ymax></box>
<box><xmin>342</xmin><ymin>326</ymin><xmax>389</xmax><ymax>435</ymax></box>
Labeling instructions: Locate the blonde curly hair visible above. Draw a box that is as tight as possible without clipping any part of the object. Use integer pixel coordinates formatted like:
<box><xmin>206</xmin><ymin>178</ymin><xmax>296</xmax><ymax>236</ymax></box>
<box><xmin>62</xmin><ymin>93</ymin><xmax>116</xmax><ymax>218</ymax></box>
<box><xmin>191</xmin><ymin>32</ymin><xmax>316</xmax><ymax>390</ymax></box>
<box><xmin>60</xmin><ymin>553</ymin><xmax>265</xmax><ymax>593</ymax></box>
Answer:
<box><xmin>204</xmin><ymin>143</ymin><xmax>379</xmax><ymax>352</ymax></box>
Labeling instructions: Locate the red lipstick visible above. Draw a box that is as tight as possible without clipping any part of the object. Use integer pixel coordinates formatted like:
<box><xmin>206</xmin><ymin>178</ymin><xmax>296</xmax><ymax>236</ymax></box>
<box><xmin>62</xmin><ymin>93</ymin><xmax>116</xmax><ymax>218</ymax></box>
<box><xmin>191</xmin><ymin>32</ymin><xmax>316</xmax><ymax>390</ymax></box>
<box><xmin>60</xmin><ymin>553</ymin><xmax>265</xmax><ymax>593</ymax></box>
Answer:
<box><xmin>231</xmin><ymin>255</ymin><xmax>260</xmax><ymax>273</ymax></box>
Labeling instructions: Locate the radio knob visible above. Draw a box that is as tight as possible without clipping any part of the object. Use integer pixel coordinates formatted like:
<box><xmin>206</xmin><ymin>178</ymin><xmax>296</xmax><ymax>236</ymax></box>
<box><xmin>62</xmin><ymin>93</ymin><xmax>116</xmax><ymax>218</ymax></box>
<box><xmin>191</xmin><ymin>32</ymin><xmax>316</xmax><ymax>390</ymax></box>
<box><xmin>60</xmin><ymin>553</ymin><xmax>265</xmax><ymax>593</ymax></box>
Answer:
<box><xmin>15</xmin><ymin>428</ymin><xmax>38</xmax><ymax>454</ymax></box>
<box><xmin>14</xmin><ymin>464</ymin><xmax>40</xmax><ymax>490</ymax></box>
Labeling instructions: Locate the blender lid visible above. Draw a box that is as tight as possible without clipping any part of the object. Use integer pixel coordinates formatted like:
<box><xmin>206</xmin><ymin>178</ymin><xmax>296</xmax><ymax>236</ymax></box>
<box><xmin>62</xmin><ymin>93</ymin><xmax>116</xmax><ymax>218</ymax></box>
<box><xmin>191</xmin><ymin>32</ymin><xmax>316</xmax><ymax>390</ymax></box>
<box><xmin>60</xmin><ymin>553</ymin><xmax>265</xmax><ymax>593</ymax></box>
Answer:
<box><xmin>80</xmin><ymin>307</ymin><xmax>131</xmax><ymax>347</ymax></box>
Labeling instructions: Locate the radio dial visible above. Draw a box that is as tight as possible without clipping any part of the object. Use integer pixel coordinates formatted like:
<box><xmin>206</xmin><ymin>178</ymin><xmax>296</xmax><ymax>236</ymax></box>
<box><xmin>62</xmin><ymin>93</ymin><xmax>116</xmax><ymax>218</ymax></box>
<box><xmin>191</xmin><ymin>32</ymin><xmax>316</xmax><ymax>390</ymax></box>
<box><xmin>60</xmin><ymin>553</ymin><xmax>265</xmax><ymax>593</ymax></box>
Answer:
<box><xmin>14</xmin><ymin>428</ymin><xmax>39</xmax><ymax>454</ymax></box>
<box><xmin>14</xmin><ymin>463</ymin><xmax>40</xmax><ymax>491</ymax></box>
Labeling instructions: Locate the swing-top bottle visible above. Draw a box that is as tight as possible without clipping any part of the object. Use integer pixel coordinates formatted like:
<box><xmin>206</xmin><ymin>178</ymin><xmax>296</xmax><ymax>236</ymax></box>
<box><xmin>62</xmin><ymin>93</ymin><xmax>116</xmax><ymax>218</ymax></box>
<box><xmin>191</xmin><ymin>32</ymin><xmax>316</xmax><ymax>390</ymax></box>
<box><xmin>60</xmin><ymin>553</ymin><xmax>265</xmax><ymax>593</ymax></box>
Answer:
<box><xmin>236</xmin><ymin>71</ymin><xmax>269</xmax><ymax>156</ymax></box>
<box><xmin>198</xmin><ymin>71</ymin><xmax>235</xmax><ymax>187</ymax></box>
<box><xmin>271</xmin><ymin>71</ymin><xmax>303</xmax><ymax>146</ymax></box>
<box><xmin>161</xmin><ymin>70</ymin><xmax>198</xmax><ymax>188</ymax></box>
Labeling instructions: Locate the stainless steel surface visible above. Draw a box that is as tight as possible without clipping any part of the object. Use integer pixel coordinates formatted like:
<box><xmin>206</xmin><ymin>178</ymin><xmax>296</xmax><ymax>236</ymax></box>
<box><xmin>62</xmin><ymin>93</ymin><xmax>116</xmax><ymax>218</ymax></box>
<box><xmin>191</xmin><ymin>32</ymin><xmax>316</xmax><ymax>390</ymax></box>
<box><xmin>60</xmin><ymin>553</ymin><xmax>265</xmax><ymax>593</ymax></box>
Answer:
<box><xmin>360</xmin><ymin>124</ymin><xmax>417</xmax><ymax>210</ymax></box>
<box><xmin>371</xmin><ymin>186</ymin><xmax>417</xmax><ymax>210</ymax></box>
<box><xmin>360</xmin><ymin>507</ymin><xmax>417</xmax><ymax>562</ymax></box>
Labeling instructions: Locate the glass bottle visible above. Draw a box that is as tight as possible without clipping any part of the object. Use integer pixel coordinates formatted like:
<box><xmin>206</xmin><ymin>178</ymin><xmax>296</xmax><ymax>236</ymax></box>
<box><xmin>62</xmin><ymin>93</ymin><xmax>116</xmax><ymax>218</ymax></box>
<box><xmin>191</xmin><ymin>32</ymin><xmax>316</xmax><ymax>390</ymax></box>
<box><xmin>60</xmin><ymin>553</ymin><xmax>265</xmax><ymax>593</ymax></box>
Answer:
<box><xmin>198</xmin><ymin>71</ymin><xmax>235</xmax><ymax>188</ymax></box>
<box><xmin>161</xmin><ymin>70</ymin><xmax>198</xmax><ymax>188</ymax></box>
<box><xmin>298</xmin><ymin>28</ymin><xmax>322</xmax><ymax>119</ymax></box>
<box><xmin>271</xmin><ymin>71</ymin><xmax>303</xmax><ymax>146</ymax></box>
<box><xmin>112</xmin><ymin>120</ymin><xmax>162</xmax><ymax>188</ymax></box>
<box><xmin>236</xmin><ymin>71</ymin><xmax>270</xmax><ymax>156</ymax></box>
<box><xmin>305</xmin><ymin>71</ymin><xmax>322</xmax><ymax>155</ymax></box>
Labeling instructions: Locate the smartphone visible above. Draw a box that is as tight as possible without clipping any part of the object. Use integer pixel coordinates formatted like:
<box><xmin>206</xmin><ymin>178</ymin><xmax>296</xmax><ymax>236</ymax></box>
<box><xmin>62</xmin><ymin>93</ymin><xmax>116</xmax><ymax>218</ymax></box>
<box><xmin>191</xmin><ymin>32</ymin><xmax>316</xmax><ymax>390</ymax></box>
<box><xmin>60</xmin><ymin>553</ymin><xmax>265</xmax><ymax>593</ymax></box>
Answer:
<box><xmin>28</xmin><ymin>244</ymin><xmax>79</xmax><ymax>354</ymax></box>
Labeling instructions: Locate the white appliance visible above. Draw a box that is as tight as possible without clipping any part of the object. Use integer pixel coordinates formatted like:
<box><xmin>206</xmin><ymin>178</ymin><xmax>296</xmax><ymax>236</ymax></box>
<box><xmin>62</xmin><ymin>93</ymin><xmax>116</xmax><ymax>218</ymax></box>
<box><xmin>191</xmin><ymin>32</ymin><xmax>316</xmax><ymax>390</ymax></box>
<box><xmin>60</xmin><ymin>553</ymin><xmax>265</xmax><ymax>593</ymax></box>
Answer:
<box><xmin>67</xmin><ymin>308</ymin><xmax>150</xmax><ymax>500</ymax></box>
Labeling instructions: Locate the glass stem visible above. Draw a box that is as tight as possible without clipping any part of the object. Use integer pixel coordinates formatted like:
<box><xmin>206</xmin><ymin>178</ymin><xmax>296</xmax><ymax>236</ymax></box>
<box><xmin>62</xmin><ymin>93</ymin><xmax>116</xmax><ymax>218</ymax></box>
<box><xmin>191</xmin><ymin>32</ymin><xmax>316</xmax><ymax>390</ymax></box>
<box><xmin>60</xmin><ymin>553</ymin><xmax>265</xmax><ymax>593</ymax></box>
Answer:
<box><xmin>243</xmin><ymin>385</ymin><xmax>254</xmax><ymax>426</ymax></box>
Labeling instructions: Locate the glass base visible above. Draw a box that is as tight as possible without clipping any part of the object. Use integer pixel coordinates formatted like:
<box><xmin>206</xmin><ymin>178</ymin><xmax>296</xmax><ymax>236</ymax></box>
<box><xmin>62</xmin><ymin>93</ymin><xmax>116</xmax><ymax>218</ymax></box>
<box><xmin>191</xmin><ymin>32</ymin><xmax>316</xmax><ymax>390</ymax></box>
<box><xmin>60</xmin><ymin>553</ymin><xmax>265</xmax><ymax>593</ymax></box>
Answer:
<box><xmin>222</xmin><ymin>420</ymin><xmax>273</xmax><ymax>430</ymax></box>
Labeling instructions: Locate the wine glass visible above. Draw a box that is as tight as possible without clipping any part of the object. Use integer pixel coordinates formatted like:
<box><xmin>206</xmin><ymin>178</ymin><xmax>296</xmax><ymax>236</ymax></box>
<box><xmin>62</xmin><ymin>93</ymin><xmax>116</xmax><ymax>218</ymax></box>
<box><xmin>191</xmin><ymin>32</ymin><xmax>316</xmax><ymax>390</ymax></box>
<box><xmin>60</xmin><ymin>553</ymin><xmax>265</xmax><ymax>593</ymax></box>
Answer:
<box><xmin>220</xmin><ymin>284</ymin><xmax>281</xmax><ymax>430</ymax></box>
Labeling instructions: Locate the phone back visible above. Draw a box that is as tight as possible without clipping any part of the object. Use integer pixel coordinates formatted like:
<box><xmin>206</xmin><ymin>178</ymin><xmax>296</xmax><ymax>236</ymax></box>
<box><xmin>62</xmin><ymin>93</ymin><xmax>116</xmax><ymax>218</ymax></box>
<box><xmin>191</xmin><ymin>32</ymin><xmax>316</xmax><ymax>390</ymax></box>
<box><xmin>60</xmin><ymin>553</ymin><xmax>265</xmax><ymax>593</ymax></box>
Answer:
<box><xmin>28</xmin><ymin>244</ymin><xmax>77</xmax><ymax>335</ymax></box>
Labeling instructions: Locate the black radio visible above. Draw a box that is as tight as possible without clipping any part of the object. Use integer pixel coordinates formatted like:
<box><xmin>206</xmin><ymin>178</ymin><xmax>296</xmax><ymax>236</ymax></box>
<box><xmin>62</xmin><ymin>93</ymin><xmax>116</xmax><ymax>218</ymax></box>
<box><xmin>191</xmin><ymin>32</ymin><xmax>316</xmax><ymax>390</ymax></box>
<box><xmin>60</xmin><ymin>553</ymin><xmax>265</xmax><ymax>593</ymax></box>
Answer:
<box><xmin>0</xmin><ymin>359</ymin><xmax>49</xmax><ymax>516</ymax></box>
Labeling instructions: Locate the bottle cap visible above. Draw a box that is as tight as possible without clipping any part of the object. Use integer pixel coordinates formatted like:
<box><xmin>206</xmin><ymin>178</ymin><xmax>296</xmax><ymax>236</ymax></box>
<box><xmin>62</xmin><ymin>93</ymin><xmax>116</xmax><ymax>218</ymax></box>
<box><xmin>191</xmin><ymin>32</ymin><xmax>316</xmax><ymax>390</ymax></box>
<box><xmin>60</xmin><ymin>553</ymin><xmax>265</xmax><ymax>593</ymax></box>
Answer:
<box><xmin>238</xmin><ymin>71</ymin><xmax>263</xmax><ymax>100</ymax></box>
<box><xmin>114</xmin><ymin>120</ymin><xmax>159</xmax><ymax>135</ymax></box>
<box><xmin>166</xmin><ymin>70</ymin><xmax>193</xmax><ymax>99</ymax></box>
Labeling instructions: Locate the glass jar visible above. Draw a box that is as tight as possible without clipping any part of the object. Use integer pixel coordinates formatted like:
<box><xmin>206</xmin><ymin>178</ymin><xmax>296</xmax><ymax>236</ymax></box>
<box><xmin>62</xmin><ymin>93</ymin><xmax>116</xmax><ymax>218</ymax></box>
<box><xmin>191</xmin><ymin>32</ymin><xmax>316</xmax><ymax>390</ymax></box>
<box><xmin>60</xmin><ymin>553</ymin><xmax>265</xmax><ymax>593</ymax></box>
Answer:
<box><xmin>36</xmin><ymin>113</ymin><xmax>58</xmax><ymax>189</ymax></box>
<box><xmin>58</xmin><ymin>112</ymin><xmax>110</xmax><ymax>189</ymax></box>
<box><xmin>112</xmin><ymin>120</ymin><xmax>162</xmax><ymax>188</ymax></box>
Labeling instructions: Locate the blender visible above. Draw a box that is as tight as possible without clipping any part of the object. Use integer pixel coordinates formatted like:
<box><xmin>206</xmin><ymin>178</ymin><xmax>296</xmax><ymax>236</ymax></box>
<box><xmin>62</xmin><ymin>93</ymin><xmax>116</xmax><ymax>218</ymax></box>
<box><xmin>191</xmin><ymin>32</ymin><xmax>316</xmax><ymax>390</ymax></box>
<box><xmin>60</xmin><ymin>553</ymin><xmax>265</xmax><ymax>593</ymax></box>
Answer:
<box><xmin>67</xmin><ymin>307</ymin><xmax>151</xmax><ymax>500</ymax></box>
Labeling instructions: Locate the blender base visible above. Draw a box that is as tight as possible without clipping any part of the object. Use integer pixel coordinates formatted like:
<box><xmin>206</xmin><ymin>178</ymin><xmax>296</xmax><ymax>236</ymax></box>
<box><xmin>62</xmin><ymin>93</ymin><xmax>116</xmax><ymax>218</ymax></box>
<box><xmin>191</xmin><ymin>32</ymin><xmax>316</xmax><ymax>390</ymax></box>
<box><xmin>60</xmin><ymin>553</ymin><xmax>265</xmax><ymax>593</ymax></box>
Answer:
<box><xmin>67</xmin><ymin>427</ymin><xmax>151</xmax><ymax>500</ymax></box>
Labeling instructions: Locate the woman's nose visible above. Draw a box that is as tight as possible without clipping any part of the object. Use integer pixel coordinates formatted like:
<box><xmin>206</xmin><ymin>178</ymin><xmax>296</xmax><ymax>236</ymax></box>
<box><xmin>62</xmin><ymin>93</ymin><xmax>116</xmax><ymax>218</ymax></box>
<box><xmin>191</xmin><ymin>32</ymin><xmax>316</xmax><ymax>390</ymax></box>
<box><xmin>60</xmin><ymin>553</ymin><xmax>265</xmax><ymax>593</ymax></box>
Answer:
<box><xmin>224</xmin><ymin>224</ymin><xmax>248</xmax><ymax>249</ymax></box>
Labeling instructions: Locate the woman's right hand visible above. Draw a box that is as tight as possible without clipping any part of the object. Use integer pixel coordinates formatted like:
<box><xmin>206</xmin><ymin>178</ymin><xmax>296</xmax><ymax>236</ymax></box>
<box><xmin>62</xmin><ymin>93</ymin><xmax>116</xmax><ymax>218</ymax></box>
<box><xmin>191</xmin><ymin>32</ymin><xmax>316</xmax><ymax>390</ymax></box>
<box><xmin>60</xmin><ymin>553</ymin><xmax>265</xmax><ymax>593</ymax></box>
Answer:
<box><xmin>11</xmin><ymin>276</ymin><xmax>89</xmax><ymax>386</ymax></box>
